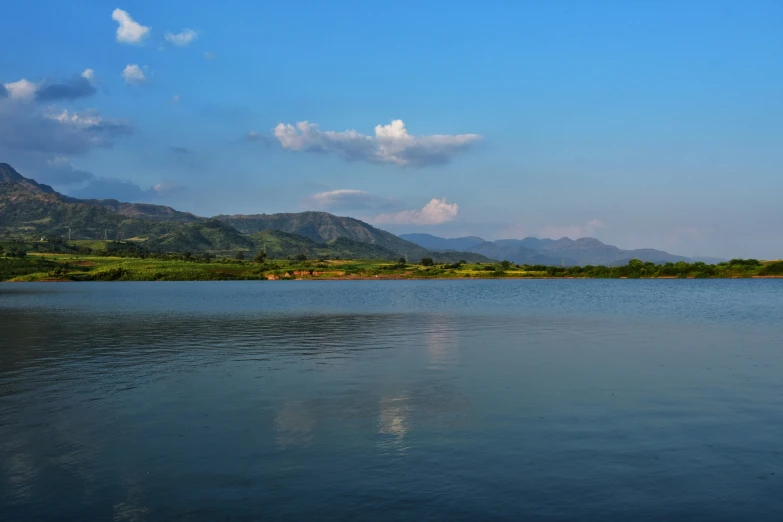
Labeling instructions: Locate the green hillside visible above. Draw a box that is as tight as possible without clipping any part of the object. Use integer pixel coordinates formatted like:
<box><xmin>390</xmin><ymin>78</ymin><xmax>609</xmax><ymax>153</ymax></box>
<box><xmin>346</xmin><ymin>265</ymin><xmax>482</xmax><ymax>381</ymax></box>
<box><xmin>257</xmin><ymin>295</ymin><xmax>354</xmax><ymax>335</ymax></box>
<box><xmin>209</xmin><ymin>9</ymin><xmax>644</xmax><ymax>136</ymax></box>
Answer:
<box><xmin>1</xmin><ymin>162</ymin><xmax>492</xmax><ymax>262</ymax></box>
<box><xmin>250</xmin><ymin>230</ymin><xmax>401</xmax><ymax>260</ymax></box>
<box><xmin>142</xmin><ymin>219</ymin><xmax>255</xmax><ymax>253</ymax></box>
<box><xmin>217</xmin><ymin>212</ymin><xmax>489</xmax><ymax>262</ymax></box>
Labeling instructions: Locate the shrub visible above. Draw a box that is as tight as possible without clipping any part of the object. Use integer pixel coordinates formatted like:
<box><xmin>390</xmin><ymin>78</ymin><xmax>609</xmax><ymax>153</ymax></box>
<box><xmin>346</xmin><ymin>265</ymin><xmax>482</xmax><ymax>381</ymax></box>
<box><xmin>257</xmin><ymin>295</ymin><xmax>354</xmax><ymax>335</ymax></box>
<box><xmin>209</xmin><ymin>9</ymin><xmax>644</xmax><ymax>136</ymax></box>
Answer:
<box><xmin>760</xmin><ymin>261</ymin><xmax>783</xmax><ymax>275</ymax></box>
<box><xmin>421</xmin><ymin>258</ymin><xmax>434</xmax><ymax>266</ymax></box>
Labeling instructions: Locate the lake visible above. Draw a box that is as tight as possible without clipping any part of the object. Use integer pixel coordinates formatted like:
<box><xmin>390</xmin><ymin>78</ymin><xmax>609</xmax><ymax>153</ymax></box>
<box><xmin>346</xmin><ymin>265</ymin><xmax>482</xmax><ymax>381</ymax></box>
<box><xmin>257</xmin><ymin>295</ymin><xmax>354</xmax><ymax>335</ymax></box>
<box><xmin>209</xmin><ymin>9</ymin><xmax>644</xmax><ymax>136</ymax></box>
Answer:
<box><xmin>1</xmin><ymin>280</ymin><xmax>782</xmax><ymax>521</ymax></box>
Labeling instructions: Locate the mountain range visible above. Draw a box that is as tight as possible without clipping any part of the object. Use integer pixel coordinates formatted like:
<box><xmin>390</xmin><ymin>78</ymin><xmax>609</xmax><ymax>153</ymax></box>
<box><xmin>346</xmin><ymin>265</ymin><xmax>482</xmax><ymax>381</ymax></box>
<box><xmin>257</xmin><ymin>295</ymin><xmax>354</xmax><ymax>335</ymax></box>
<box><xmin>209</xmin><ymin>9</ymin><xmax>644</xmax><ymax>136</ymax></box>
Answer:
<box><xmin>0</xmin><ymin>163</ymin><xmax>487</xmax><ymax>262</ymax></box>
<box><xmin>1</xmin><ymin>162</ymin><xmax>711</xmax><ymax>266</ymax></box>
<box><xmin>400</xmin><ymin>233</ymin><xmax>703</xmax><ymax>267</ymax></box>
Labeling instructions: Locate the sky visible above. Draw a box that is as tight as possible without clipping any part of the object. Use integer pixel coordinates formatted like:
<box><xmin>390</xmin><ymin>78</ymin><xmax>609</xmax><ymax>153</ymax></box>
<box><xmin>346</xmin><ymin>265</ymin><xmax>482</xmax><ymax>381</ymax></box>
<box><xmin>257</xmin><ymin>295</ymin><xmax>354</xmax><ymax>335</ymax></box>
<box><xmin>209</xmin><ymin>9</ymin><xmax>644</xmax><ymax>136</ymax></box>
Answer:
<box><xmin>1</xmin><ymin>1</ymin><xmax>781</xmax><ymax>259</ymax></box>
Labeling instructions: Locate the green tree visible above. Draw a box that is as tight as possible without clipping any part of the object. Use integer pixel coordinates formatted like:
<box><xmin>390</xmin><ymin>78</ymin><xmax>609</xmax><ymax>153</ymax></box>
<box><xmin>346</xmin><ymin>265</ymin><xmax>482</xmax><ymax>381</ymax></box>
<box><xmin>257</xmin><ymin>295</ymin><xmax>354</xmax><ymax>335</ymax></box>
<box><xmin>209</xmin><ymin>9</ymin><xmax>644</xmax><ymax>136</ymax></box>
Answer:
<box><xmin>254</xmin><ymin>251</ymin><xmax>267</xmax><ymax>263</ymax></box>
<box><xmin>421</xmin><ymin>257</ymin><xmax>434</xmax><ymax>266</ymax></box>
<box><xmin>235</xmin><ymin>251</ymin><xmax>245</xmax><ymax>260</ymax></box>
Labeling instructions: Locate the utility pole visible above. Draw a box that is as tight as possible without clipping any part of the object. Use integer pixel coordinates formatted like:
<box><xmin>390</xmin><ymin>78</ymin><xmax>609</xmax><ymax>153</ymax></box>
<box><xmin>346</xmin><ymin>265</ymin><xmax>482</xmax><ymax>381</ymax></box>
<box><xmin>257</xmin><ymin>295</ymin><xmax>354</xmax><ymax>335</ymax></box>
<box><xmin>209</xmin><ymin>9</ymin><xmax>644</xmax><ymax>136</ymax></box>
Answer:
<box><xmin>68</xmin><ymin>228</ymin><xmax>71</xmax><ymax>242</ymax></box>
<box><xmin>104</xmin><ymin>229</ymin><xmax>108</xmax><ymax>241</ymax></box>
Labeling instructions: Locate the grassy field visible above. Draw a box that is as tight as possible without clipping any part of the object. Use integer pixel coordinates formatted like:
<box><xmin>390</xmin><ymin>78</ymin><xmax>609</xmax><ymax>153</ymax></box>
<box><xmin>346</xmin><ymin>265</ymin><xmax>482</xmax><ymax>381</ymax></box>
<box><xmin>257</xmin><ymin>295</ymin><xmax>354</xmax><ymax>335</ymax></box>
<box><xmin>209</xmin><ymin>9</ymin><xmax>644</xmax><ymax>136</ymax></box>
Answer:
<box><xmin>1</xmin><ymin>252</ymin><xmax>782</xmax><ymax>282</ymax></box>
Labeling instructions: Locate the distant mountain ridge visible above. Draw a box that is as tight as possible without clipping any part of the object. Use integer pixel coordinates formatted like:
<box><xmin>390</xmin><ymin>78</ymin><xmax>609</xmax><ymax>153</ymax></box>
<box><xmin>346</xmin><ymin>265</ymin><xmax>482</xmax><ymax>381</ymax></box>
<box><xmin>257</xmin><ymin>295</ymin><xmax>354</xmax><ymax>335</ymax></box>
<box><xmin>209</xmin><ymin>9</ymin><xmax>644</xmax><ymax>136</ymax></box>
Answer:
<box><xmin>0</xmin><ymin>162</ymin><xmax>488</xmax><ymax>262</ymax></box>
<box><xmin>400</xmin><ymin>233</ymin><xmax>701</xmax><ymax>266</ymax></box>
<box><xmin>398</xmin><ymin>233</ymin><xmax>486</xmax><ymax>252</ymax></box>
<box><xmin>215</xmin><ymin>212</ymin><xmax>488</xmax><ymax>263</ymax></box>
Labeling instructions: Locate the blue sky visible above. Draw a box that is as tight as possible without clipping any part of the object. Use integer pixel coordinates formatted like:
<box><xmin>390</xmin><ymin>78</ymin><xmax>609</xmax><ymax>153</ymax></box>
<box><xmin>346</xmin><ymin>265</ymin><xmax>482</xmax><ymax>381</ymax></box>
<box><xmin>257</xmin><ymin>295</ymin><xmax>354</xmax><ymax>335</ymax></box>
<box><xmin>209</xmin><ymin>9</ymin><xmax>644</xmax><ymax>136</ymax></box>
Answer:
<box><xmin>1</xmin><ymin>1</ymin><xmax>781</xmax><ymax>258</ymax></box>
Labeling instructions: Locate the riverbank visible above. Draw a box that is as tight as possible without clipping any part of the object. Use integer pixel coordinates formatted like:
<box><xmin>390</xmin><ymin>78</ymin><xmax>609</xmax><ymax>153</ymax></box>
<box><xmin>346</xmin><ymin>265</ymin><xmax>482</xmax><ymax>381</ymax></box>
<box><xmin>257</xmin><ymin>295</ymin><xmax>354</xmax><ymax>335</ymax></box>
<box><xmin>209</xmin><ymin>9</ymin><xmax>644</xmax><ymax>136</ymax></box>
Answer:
<box><xmin>2</xmin><ymin>254</ymin><xmax>782</xmax><ymax>282</ymax></box>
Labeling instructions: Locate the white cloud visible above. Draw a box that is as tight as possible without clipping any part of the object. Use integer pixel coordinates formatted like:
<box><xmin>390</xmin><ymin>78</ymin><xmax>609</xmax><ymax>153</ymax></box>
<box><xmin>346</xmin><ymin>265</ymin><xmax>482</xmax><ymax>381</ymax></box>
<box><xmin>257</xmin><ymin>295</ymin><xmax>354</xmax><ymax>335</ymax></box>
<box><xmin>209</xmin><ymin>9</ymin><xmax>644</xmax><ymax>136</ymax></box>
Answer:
<box><xmin>373</xmin><ymin>198</ymin><xmax>459</xmax><ymax>225</ymax></box>
<box><xmin>203</xmin><ymin>51</ymin><xmax>217</xmax><ymax>60</ymax></box>
<box><xmin>112</xmin><ymin>8</ymin><xmax>150</xmax><ymax>44</ymax></box>
<box><xmin>171</xmin><ymin>94</ymin><xmax>181</xmax><ymax>103</ymax></box>
<box><xmin>122</xmin><ymin>64</ymin><xmax>146</xmax><ymax>85</ymax></box>
<box><xmin>274</xmin><ymin>119</ymin><xmax>481</xmax><ymax>167</ymax></box>
<box><xmin>165</xmin><ymin>29</ymin><xmax>198</xmax><ymax>46</ymax></box>
<box><xmin>81</xmin><ymin>69</ymin><xmax>95</xmax><ymax>81</ymax></box>
<box><xmin>3</xmin><ymin>79</ymin><xmax>39</xmax><ymax>101</ymax></box>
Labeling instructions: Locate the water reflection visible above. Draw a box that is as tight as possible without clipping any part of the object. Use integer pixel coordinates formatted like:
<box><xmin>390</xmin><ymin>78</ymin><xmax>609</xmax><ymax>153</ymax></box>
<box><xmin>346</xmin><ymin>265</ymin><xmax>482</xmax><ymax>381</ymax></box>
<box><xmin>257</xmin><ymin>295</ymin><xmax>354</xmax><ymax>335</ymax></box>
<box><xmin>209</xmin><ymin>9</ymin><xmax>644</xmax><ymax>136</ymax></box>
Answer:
<box><xmin>3</xmin><ymin>451</ymin><xmax>36</xmax><ymax>504</ymax></box>
<box><xmin>1</xmin><ymin>282</ymin><xmax>783</xmax><ymax>520</ymax></box>
<box><xmin>112</xmin><ymin>481</ymin><xmax>149</xmax><ymax>522</ymax></box>
<box><xmin>377</xmin><ymin>395</ymin><xmax>411</xmax><ymax>452</ymax></box>
<box><xmin>276</xmin><ymin>401</ymin><xmax>317</xmax><ymax>448</ymax></box>
<box><xmin>426</xmin><ymin>314</ymin><xmax>460</xmax><ymax>368</ymax></box>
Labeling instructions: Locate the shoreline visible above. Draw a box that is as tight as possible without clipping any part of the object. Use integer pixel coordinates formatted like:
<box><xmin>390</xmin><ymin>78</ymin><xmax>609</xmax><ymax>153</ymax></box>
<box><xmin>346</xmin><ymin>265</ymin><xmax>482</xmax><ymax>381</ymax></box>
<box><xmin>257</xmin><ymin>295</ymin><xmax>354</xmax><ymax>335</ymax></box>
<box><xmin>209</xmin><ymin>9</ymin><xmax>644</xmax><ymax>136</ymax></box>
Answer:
<box><xmin>3</xmin><ymin>255</ymin><xmax>781</xmax><ymax>282</ymax></box>
<box><xmin>5</xmin><ymin>275</ymin><xmax>783</xmax><ymax>283</ymax></box>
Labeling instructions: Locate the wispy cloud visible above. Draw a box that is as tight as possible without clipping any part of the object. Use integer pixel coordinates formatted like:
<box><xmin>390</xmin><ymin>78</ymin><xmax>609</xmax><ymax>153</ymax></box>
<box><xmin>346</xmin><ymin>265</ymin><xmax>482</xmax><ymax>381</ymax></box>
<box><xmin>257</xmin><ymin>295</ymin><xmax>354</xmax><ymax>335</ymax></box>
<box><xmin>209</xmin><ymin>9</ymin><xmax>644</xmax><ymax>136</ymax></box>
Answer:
<box><xmin>6</xmin><ymin>155</ymin><xmax>95</xmax><ymax>186</ymax></box>
<box><xmin>169</xmin><ymin>146</ymin><xmax>191</xmax><ymax>155</ymax></box>
<box><xmin>203</xmin><ymin>51</ymin><xmax>218</xmax><ymax>60</ymax></box>
<box><xmin>304</xmin><ymin>189</ymin><xmax>398</xmax><ymax>211</ymax></box>
<box><xmin>0</xmin><ymin>98</ymin><xmax>132</xmax><ymax>155</ymax></box>
<box><xmin>152</xmin><ymin>181</ymin><xmax>186</xmax><ymax>196</ymax></box>
<box><xmin>69</xmin><ymin>177</ymin><xmax>183</xmax><ymax>202</ymax></box>
<box><xmin>274</xmin><ymin>119</ymin><xmax>481</xmax><ymax>167</ymax></box>
<box><xmin>165</xmin><ymin>29</ymin><xmax>198</xmax><ymax>46</ymax></box>
<box><xmin>112</xmin><ymin>8</ymin><xmax>150</xmax><ymax>44</ymax></box>
<box><xmin>122</xmin><ymin>64</ymin><xmax>146</xmax><ymax>85</ymax></box>
<box><xmin>372</xmin><ymin>198</ymin><xmax>459</xmax><ymax>225</ymax></box>
<box><xmin>540</xmin><ymin>218</ymin><xmax>605</xmax><ymax>239</ymax></box>
<box><xmin>242</xmin><ymin>130</ymin><xmax>275</xmax><ymax>147</ymax></box>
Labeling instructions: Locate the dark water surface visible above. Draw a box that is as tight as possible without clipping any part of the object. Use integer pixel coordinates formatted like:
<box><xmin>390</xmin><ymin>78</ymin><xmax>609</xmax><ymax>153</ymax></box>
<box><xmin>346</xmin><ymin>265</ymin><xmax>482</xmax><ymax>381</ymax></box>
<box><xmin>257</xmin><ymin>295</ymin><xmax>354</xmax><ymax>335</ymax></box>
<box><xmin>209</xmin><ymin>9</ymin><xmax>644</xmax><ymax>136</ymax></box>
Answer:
<box><xmin>1</xmin><ymin>280</ymin><xmax>782</xmax><ymax>521</ymax></box>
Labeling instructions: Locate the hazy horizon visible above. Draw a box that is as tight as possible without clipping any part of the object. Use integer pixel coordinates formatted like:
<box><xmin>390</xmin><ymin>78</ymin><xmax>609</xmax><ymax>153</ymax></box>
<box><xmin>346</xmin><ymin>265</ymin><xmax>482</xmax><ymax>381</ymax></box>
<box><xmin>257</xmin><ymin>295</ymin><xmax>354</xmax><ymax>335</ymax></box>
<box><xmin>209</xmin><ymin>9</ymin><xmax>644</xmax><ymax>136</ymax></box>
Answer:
<box><xmin>2</xmin><ymin>1</ymin><xmax>781</xmax><ymax>258</ymax></box>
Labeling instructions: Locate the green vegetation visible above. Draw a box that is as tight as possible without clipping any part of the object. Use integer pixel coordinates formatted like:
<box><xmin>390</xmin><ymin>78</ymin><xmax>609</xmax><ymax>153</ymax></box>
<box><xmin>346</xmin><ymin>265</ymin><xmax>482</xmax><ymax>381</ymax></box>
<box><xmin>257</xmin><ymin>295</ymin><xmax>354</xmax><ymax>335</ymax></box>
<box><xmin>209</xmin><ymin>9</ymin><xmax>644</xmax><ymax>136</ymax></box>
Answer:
<box><xmin>1</xmin><ymin>245</ymin><xmax>780</xmax><ymax>283</ymax></box>
<box><xmin>2</xmin><ymin>164</ymin><xmax>779</xmax><ymax>276</ymax></box>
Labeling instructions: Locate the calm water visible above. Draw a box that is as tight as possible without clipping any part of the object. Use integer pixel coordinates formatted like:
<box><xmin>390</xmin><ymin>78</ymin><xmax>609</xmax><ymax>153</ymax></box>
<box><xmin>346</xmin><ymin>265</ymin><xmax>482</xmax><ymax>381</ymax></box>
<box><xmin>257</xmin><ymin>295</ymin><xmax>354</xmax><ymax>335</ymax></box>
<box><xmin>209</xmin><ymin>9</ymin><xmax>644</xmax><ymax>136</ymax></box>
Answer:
<box><xmin>1</xmin><ymin>280</ymin><xmax>782</xmax><ymax>521</ymax></box>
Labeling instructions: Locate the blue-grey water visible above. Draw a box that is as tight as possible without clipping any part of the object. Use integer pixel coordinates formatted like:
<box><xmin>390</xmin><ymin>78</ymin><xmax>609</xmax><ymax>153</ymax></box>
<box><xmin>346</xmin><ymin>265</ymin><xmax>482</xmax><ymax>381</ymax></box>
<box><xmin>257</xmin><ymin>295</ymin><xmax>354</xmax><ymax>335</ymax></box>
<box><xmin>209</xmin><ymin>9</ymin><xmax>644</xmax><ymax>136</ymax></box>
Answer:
<box><xmin>1</xmin><ymin>280</ymin><xmax>782</xmax><ymax>521</ymax></box>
